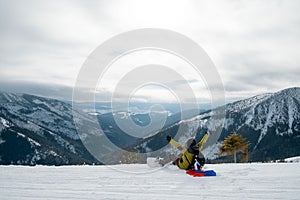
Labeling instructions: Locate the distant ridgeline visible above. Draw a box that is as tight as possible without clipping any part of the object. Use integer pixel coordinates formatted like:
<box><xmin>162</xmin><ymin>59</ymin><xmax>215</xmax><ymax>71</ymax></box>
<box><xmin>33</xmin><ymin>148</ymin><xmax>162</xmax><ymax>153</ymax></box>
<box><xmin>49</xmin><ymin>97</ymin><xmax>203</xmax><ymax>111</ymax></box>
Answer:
<box><xmin>132</xmin><ymin>87</ymin><xmax>300</xmax><ymax>162</ymax></box>
<box><xmin>0</xmin><ymin>87</ymin><xmax>300</xmax><ymax>165</ymax></box>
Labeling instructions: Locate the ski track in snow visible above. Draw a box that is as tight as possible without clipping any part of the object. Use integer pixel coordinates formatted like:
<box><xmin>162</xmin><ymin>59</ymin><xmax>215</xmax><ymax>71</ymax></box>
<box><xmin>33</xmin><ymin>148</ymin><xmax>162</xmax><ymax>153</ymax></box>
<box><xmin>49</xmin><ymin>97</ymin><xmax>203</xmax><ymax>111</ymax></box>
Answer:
<box><xmin>0</xmin><ymin>163</ymin><xmax>299</xmax><ymax>200</ymax></box>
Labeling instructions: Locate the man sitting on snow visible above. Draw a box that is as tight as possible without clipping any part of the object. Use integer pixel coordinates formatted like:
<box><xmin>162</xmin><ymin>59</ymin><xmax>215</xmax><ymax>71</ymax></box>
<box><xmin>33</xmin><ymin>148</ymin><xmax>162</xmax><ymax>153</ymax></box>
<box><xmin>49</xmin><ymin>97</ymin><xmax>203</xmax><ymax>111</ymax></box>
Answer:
<box><xmin>166</xmin><ymin>132</ymin><xmax>209</xmax><ymax>170</ymax></box>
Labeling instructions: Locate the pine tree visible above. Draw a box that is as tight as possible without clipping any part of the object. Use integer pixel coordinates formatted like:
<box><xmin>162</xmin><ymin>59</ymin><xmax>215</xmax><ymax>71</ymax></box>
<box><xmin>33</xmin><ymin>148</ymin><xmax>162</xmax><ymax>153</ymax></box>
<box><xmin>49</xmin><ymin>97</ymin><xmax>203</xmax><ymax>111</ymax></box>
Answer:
<box><xmin>218</xmin><ymin>133</ymin><xmax>250</xmax><ymax>163</ymax></box>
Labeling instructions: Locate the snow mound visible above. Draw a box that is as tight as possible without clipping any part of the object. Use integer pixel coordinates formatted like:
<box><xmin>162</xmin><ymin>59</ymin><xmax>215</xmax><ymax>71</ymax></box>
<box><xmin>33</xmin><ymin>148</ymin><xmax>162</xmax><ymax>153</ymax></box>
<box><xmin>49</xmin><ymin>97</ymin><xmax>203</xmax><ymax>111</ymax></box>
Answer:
<box><xmin>285</xmin><ymin>156</ymin><xmax>300</xmax><ymax>163</ymax></box>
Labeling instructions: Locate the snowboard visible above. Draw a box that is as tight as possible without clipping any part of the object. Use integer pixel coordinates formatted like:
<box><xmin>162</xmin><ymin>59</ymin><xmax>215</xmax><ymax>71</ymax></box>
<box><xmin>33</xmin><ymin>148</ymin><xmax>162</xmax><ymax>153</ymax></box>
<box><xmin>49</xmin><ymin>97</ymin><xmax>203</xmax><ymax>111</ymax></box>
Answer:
<box><xmin>147</xmin><ymin>157</ymin><xmax>171</xmax><ymax>167</ymax></box>
<box><xmin>147</xmin><ymin>157</ymin><xmax>163</xmax><ymax>167</ymax></box>
<box><xmin>186</xmin><ymin>169</ymin><xmax>216</xmax><ymax>177</ymax></box>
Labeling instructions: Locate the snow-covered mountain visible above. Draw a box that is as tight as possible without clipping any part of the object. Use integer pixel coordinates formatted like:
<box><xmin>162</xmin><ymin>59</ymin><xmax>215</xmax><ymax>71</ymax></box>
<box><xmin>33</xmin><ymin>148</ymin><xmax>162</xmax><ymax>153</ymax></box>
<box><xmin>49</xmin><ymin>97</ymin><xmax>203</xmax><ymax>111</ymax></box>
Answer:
<box><xmin>0</xmin><ymin>92</ymin><xmax>98</xmax><ymax>165</ymax></box>
<box><xmin>0</xmin><ymin>92</ymin><xmax>187</xmax><ymax>165</ymax></box>
<box><xmin>137</xmin><ymin>87</ymin><xmax>300</xmax><ymax>162</ymax></box>
<box><xmin>222</xmin><ymin>87</ymin><xmax>300</xmax><ymax>161</ymax></box>
<box><xmin>1</xmin><ymin>87</ymin><xmax>299</xmax><ymax>165</ymax></box>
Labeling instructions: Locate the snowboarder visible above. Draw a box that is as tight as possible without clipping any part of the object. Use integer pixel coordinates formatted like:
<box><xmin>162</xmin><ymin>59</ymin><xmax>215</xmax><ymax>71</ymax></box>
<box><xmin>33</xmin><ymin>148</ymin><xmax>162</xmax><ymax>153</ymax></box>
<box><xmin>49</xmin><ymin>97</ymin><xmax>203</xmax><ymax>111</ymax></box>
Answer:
<box><xmin>166</xmin><ymin>132</ymin><xmax>209</xmax><ymax>170</ymax></box>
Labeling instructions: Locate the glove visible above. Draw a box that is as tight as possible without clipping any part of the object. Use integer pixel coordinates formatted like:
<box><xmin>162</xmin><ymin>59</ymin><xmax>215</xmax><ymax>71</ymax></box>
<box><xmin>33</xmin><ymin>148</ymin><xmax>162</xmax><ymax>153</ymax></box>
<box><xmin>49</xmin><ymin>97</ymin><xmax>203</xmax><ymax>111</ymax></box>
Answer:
<box><xmin>166</xmin><ymin>135</ymin><xmax>171</xmax><ymax>142</ymax></box>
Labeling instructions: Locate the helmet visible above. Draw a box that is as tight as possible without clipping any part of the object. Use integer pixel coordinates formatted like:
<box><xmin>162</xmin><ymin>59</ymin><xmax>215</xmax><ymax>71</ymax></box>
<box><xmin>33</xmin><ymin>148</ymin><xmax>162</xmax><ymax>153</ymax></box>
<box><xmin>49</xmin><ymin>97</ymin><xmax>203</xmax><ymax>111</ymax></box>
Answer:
<box><xmin>186</xmin><ymin>138</ymin><xmax>196</xmax><ymax>147</ymax></box>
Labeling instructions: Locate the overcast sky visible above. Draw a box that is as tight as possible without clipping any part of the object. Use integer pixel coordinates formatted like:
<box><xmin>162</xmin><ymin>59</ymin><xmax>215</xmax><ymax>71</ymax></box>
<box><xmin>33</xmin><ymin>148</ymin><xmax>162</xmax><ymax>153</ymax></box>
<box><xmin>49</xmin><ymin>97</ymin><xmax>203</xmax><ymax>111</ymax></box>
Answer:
<box><xmin>0</xmin><ymin>0</ymin><xmax>300</xmax><ymax>104</ymax></box>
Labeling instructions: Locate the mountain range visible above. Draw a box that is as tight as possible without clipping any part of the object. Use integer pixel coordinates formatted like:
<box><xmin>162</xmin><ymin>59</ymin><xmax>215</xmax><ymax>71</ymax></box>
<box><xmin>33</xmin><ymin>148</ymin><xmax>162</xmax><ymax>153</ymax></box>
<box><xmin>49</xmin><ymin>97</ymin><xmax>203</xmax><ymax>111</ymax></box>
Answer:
<box><xmin>0</xmin><ymin>87</ymin><xmax>299</xmax><ymax>165</ymax></box>
<box><xmin>137</xmin><ymin>87</ymin><xmax>300</xmax><ymax>162</ymax></box>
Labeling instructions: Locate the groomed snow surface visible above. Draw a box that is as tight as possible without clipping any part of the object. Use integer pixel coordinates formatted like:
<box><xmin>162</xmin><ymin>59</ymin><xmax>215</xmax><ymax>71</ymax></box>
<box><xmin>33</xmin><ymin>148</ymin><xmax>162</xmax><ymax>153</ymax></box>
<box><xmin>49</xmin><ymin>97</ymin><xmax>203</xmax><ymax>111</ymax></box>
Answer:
<box><xmin>1</xmin><ymin>163</ymin><xmax>299</xmax><ymax>200</ymax></box>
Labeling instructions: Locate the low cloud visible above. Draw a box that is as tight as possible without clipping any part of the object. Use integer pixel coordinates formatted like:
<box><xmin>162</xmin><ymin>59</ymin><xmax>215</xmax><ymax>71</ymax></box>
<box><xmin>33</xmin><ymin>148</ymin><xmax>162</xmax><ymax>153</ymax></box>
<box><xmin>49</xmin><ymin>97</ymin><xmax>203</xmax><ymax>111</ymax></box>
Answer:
<box><xmin>0</xmin><ymin>0</ymin><xmax>299</xmax><ymax>103</ymax></box>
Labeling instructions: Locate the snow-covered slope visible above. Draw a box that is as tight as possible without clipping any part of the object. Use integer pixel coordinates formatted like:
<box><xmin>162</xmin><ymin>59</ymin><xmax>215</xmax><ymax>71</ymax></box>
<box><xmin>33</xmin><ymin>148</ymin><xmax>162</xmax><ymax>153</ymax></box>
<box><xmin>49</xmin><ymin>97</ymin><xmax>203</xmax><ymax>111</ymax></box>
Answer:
<box><xmin>0</xmin><ymin>92</ymin><xmax>97</xmax><ymax>165</ymax></box>
<box><xmin>0</xmin><ymin>163</ymin><xmax>299</xmax><ymax>200</ymax></box>
<box><xmin>221</xmin><ymin>87</ymin><xmax>300</xmax><ymax>160</ymax></box>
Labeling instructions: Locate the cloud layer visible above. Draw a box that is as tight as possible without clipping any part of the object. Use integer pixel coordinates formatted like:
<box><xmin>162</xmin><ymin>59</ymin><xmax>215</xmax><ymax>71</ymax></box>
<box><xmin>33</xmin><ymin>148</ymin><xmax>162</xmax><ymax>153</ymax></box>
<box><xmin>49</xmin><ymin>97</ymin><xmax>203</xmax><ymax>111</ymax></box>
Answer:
<box><xmin>0</xmin><ymin>0</ymin><xmax>299</xmax><ymax>103</ymax></box>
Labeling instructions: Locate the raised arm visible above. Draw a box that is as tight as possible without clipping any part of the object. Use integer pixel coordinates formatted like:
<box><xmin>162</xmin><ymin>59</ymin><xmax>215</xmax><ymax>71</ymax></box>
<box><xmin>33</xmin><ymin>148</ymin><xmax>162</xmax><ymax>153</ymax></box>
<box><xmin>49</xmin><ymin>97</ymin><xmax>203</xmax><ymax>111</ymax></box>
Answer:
<box><xmin>166</xmin><ymin>136</ymin><xmax>187</xmax><ymax>153</ymax></box>
<box><xmin>198</xmin><ymin>132</ymin><xmax>210</xmax><ymax>150</ymax></box>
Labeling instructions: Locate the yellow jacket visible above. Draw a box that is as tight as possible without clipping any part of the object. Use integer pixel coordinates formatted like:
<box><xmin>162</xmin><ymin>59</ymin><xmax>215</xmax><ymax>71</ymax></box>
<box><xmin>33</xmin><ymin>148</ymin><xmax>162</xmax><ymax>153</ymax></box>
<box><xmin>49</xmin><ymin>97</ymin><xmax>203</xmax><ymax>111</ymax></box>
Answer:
<box><xmin>169</xmin><ymin>133</ymin><xmax>209</xmax><ymax>170</ymax></box>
